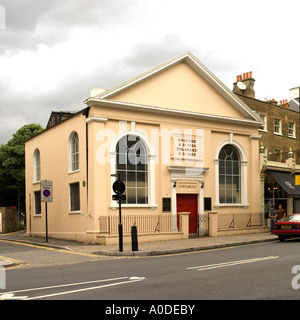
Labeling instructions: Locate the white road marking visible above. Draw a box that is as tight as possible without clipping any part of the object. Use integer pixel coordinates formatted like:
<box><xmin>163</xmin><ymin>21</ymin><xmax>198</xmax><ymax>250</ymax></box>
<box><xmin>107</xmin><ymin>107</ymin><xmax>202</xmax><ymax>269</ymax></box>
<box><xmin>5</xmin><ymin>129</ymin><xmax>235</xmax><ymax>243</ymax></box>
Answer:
<box><xmin>0</xmin><ymin>293</ymin><xmax>28</xmax><ymax>300</ymax></box>
<box><xmin>1</xmin><ymin>276</ymin><xmax>128</xmax><ymax>295</ymax></box>
<box><xmin>0</xmin><ymin>276</ymin><xmax>146</xmax><ymax>300</ymax></box>
<box><xmin>25</xmin><ymin>276</ymin><xmax>146</xmax><ymax>300</ymax></box>
<box><xmin>186</xmin><ymin>256</ymin><xmax>278</xmax><ymax>271</ymax></box>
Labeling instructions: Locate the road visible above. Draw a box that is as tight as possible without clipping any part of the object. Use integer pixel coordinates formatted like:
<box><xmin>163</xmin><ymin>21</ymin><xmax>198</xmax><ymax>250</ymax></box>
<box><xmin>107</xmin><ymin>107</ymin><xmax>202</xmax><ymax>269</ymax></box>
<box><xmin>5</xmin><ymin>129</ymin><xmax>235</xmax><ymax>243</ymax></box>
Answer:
<box><xmin>1</xmin><ymin>238</ymin><xmax>300</xmax><ymax>304</ymax></box>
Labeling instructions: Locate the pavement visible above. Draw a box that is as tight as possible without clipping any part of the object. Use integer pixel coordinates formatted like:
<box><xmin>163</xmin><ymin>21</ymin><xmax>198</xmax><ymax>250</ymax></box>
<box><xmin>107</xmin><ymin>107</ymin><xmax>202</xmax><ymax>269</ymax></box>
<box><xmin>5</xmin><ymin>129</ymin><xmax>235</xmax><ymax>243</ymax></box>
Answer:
<box><xmin>0</xmin><ymin>229</ymin><xmax>279</xmax><ymax>268</ymax></box>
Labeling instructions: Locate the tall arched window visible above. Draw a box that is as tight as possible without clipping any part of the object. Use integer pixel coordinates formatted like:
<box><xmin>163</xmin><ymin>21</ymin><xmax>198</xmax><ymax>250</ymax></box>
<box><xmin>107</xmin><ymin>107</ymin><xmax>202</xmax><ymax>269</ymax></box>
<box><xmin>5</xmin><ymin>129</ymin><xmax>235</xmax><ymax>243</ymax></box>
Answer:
<box><xmin>218</xmin><ymin>145</ymin><xmax>241</xmax><ymax>204</ymax></box>
<box><xmin>33</xmin><ymin>148</ymin><xmax>41</xmax><ymax>182</ymax></box>
<box><xmin>116</xmin><ymin>134</ymin><xmax>148</xmax><ymax>204</ymax></box>
<box><xmin>69</xmin><ymin>132</ymin><xmax>79</xmax><ymax>172</ymax></box>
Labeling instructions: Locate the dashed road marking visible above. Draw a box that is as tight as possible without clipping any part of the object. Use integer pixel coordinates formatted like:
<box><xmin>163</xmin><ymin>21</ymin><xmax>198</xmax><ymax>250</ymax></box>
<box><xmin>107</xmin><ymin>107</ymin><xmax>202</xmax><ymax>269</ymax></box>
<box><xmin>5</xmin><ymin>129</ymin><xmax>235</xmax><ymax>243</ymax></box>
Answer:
<box><xmin>186</xmin><ymin>256</ymin><xmax>279</xmax><ymax>271</ymax></box>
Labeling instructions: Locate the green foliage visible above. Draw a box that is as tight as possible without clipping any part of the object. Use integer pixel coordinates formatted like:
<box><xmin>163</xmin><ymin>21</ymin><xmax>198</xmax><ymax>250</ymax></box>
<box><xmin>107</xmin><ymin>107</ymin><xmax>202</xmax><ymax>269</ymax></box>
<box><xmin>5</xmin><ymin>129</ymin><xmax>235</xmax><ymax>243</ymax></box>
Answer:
<box><xmin>0</xmin><ymin>124</ymin><xmax>44</xmax><ymax>208</ymax></box>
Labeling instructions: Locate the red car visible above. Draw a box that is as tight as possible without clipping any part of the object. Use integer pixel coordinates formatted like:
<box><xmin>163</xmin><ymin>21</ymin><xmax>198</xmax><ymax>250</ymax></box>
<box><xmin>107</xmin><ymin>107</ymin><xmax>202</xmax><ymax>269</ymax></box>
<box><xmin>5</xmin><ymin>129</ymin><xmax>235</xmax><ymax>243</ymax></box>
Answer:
<box><xmin>273</xmin><ymin>213</ymin><xmax>300</xmax><ymax>241</ymax></box>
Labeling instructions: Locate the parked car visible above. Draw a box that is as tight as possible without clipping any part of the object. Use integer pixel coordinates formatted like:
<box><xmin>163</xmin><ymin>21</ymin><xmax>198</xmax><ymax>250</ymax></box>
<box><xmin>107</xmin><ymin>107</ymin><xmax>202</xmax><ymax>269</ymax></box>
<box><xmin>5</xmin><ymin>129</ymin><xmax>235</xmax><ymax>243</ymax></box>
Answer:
<box><xmin>273</xmin><ymin>214</ymin><xmax>300</xmax><ymax>241</ymax></box>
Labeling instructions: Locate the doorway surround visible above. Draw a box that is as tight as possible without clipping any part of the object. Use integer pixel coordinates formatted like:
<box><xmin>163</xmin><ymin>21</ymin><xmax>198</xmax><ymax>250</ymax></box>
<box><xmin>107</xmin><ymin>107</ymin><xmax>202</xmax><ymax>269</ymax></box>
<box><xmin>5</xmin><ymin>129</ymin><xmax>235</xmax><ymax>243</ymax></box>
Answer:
<box><xmin>168</xmin><ymin>165</ymin><xmax>209</xmax><ymax>233</ymax></box>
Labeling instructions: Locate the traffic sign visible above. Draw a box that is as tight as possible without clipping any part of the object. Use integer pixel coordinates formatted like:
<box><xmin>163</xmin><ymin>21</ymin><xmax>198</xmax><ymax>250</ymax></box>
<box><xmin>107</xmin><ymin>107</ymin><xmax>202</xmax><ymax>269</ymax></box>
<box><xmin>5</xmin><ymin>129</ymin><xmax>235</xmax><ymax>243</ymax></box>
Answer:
<box><xmin>112</xmin><ymin>194</ymin><xmax>126</xmax><ymax>201</ymax></box>
<box><xmin>41</xmin><ymin>180</ymin><xmax>53</xmax><ymax>202</ymax></box>
<box><xmin>112</xmin><ymin>180</ymin><xmax>125</xmax><ymax>195</ymax></box>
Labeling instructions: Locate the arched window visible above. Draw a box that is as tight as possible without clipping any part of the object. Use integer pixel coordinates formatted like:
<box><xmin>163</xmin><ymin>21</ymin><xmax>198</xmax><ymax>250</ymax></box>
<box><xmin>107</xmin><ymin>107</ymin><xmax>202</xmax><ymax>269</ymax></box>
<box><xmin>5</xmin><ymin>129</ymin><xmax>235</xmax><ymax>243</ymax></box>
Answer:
<box><xmin>116</xmin><ymin>134</ymin><xmax>148</xmax><ymax>204</ymax></box>
<box><xmin>33</xmin><ymin>148</ymin><xmax>41</xmax><ymax>182</ymax></box>
<box><xmin>218</xmin><ymin>145</ymin><xmax>241</xmax><ymax>204</ymax></box>
<box><xmin>69</xmin><ymin>132</ymin><xmax>79</xmax><ymax>172</ymax></box>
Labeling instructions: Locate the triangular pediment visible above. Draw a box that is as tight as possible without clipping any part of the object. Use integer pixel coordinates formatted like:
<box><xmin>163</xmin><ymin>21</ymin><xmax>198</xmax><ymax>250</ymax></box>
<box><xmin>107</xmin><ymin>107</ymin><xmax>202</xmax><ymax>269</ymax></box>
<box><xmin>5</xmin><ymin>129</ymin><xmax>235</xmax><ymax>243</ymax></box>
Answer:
<box><xmin>88</xmin><ymin>52</ymin><xmax>261</xmax><ymax>124</ymax></box>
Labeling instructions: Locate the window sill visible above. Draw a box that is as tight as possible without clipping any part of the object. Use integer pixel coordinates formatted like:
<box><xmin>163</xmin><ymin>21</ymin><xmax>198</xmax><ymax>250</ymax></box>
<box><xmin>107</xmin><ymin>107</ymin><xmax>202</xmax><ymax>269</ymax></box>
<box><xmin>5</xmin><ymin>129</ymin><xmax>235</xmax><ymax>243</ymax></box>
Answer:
<box><xmin>215</xmin><ymin>203</ymin><xmax>249</xmax><ymax>208</ymax></box>
<box><xmin>273</xmin><ymin>132</ymin><xmax>282</xmax><ymax>136</ymax></box>
<box><xmin>68</xmin><ymin>169</ymin><xmax>80</xmax><ymax>175</ymax></box>
<box><xmin>110</xmin><ymin>203</ymin><xmax>157</xmax><ymax>210</ymax></box>
<box><xmin>69</xmin><ymin>210</ymin><xmax>81</xmax><ymax>214</ymax></box>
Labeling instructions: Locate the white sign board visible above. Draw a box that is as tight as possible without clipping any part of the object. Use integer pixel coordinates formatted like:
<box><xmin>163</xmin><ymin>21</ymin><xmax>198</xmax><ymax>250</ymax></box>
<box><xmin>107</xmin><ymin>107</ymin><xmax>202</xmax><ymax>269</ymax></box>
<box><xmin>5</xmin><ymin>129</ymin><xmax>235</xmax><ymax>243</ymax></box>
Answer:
<box><xmin>172</xmin><ymin>132</ymin><xmax>204</xmax><ymax>162</ymax></box>
<box><xmin>41</xmin><ymin>180</ymin><xmax>53</xmax><ymax>202</ymax></box>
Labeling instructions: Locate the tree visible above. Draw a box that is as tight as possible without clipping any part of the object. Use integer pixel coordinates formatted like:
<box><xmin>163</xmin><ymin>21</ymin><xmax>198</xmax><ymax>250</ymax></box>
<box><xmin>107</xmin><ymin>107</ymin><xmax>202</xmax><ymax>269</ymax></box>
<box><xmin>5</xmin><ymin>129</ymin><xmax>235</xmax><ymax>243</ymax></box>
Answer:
<box><xmin>0</xmin><ymin>124</ymin><xmax>44</xmax><ymax>212</ymax></box>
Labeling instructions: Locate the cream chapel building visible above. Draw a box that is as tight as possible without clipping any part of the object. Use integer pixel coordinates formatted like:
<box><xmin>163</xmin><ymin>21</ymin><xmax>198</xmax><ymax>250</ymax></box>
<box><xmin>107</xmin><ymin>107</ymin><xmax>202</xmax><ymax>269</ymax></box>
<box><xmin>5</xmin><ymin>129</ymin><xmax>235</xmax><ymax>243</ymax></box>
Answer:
<box><xmin>25</xmin><ymin>52</ymin><xmax>264</xmax><ymax>244</ymax></box>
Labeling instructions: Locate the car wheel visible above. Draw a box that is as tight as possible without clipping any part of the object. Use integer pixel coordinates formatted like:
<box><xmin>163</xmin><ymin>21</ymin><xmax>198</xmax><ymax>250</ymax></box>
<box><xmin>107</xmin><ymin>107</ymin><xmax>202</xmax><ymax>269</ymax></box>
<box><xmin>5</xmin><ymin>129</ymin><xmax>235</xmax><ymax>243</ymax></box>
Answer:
<box><xmin>278</xmin><ymin>235</ymin><xmax>286</xmax><ymax>242</ymax></box>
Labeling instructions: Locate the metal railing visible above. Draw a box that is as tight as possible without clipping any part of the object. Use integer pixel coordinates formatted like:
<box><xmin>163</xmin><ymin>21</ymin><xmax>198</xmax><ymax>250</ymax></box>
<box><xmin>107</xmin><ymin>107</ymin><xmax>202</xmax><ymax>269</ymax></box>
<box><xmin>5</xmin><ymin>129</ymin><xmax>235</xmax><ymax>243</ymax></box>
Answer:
<box><xmin>99</xmin><ymin>214</ymin><xmax>173</xmax><ymax>235</ymax></box>
<box><xmin>217</xmin><ymin>212</ymin><xmax>263</xmax><ymax>230</ymax></box>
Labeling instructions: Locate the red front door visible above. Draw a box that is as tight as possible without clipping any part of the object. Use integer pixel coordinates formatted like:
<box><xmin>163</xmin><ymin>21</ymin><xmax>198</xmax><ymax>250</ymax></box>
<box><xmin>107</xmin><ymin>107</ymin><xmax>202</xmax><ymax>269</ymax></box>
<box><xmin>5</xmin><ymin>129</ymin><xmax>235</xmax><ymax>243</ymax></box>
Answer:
<box><xmin>176</xmin><ymin>194</ymin><xmax>198</xmax><ymax>235</ymax></box>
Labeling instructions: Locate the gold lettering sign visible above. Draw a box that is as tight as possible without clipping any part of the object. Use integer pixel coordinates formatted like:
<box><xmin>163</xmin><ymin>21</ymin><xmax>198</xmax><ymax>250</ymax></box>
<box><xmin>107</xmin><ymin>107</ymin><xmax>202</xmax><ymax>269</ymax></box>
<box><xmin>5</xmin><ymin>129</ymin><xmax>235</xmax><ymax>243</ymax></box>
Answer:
<box><xmin>176</xmin><ymin>181</ymin><xmax>200</xmax><ymax>194</ymax></box>
<box><xmin>171</xmin><ymin>133</ymin><xmax>204</xmax><ymax>162</ymax></box>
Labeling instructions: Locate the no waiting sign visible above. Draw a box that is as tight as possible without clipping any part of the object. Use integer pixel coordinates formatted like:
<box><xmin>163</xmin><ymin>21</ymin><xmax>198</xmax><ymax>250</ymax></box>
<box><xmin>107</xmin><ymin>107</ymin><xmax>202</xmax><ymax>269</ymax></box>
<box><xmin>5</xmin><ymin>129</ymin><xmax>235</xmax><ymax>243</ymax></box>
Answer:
<box><xmin>41</xmin><ymin>180</ymin><xmax>53</xmax><ymax>202</ymax></box>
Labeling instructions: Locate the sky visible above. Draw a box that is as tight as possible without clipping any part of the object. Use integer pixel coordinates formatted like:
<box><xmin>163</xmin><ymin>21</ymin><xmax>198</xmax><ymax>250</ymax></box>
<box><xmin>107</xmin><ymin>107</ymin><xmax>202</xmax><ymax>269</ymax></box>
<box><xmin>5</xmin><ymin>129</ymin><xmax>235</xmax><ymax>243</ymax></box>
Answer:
<box><xmin>0</xmin><ymin>0</ymin><xmax>299</xmax><ymax>145</ymax></box>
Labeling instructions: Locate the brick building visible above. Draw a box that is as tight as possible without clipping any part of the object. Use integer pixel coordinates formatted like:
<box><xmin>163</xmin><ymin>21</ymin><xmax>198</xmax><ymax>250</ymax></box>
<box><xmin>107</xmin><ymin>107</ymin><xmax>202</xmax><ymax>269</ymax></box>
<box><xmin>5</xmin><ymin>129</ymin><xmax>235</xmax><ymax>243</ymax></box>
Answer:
<box><xmin>233</xmin><ymin>73</ymin><xmax>300</xmax><ymax>215</ymax></box>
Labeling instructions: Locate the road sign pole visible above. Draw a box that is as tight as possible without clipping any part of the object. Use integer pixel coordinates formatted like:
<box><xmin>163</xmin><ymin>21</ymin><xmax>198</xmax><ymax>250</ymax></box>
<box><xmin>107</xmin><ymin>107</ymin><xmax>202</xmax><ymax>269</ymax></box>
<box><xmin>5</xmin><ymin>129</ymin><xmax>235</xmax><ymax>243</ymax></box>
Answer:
<box><xmin>45</xmin><ymin>202</ymin><xmax>48</xmax><ymax>243</ymax></box>
<box><xmin>40</xmin><ymin>180</ymin><xmax>53</xmax><ymax>243</ymax></box>
<box><xmin>118</xmin><ymin>180</ymin><xmax>123</xmax><ymax>252</ymax></box>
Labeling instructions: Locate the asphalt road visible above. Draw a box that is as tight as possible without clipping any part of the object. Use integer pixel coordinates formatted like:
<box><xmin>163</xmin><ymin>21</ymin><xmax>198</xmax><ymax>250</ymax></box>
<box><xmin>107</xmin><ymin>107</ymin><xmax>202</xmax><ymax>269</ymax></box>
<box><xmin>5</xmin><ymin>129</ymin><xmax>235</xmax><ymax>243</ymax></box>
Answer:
<box><xmin>1</xmin><ymin>238</ymin><xmax>300</xmax><ymax>303</ymax></box>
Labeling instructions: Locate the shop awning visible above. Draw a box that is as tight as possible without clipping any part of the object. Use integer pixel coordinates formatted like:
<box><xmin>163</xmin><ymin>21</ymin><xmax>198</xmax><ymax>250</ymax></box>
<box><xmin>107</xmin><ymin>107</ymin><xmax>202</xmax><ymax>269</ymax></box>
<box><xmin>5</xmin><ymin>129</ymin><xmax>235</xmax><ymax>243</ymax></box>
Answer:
<box><xmin>268</xmin><ymin>171</ymin><xmax>300</xmax><ymax>196</ymax></box>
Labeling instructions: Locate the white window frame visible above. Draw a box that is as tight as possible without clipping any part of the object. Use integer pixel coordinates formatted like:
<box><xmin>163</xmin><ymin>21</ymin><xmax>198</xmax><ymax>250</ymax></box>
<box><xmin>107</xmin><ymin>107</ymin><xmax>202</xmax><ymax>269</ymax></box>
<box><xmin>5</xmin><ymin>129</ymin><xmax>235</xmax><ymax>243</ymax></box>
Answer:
<box><xmin>68</xmin><ymin>131</ymin><xmax>80</xmax><ymax>173</ymax></box>
<box><xmin>214</xmin><ymin>140</ymin><xmax>248</xmax><ymax>208</ymax></box>
<box><xmin>34</xmin><ymin>190</ymin><xmax>41</xmax><ymax>215</ymax></box>
<box><xmin>33</xmin><ymin>148</ymin><xmax>41</xmax><ymax>182</ymax></box>
<box><xmin>69</xmin><ymin>182</ymin><xmax>80</xmax><ymax>213</ymax></box>
<box><xmin>116</xmin><ymin>135</ymin><xmax>149</xmax><ymax>205</ymax></box>
<box><xmin>288</xmin><ymin>122</ymin><xmax>296</xmax><ymax>138</ymax></box>
<box><xmin>218</xmin><ymin>145</ymin><xmax>241</xmax><ymax>204</ymax></box>
<box><xmin>274</xmin><ymin>119</ymin><xmax>282</xmax><ymax>135</ymax></box>
<box><xmin>110</xmin><ymin>128</ymin><xmax>156</xmax><ymax>209</ymax></box>
<box><xmin>258</xmin><ymin>114</ymin><xmax>267</xmax><ymax>132</ymax></box>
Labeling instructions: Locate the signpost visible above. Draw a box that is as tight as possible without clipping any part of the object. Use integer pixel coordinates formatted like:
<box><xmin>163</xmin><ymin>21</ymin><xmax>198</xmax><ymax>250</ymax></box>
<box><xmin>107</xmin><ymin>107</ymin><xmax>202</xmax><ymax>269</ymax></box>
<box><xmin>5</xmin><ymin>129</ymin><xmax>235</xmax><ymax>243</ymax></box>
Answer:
<box><xmin>111</xmin><ymin>175</ymin><xmax>126</xmax><ymax>252</ymax></box>
<box><xmin>41</xmin><ymin>180</ymin><xmax>53</xmax><ymax>243</ymax></box>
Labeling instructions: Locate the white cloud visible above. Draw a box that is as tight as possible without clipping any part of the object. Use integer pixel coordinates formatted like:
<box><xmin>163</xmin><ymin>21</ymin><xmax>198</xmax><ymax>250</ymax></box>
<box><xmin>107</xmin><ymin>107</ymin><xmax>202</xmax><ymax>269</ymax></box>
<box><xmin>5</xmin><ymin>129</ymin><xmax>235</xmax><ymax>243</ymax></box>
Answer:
<box><xmin>0</xmin><ymin>0</ymin><xmax>299</xmax><ymax>145</ymax></box>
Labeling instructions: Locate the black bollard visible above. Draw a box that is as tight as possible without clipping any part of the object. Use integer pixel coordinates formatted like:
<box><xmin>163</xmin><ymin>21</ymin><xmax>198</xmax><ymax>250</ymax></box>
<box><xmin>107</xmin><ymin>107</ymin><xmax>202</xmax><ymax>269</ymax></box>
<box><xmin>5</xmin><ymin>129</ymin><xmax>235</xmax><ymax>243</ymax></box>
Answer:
<box><xmin>131</xmin><ymin>225</ymin><xmax>138</xmax><ymax>251</ymax></box>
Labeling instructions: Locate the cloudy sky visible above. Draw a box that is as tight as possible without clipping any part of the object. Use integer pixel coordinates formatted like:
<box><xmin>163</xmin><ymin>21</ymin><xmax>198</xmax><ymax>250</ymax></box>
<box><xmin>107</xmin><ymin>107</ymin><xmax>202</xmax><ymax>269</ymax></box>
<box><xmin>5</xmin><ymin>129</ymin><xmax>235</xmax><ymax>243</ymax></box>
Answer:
<box><xmin>0</xmin><ymin>0</ymin><xmax>299</xmax><ymax>145</ymax></box>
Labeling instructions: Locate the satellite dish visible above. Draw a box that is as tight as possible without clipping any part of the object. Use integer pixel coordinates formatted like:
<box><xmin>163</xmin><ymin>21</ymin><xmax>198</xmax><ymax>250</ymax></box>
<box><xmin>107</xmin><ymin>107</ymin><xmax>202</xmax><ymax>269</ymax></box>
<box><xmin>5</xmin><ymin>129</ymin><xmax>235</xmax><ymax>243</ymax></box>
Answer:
<box><xmin>237</xmin><ymin>82</ymin><xmax>246</xmax><ymax>90</ymax></box>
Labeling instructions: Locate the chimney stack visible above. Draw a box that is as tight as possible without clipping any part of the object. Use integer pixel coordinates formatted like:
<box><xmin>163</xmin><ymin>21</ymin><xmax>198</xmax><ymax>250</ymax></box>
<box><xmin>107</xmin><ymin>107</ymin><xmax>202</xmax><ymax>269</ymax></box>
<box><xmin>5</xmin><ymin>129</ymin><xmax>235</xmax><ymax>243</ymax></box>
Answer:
<box><xmin>279</xmin><ymin>99</ymin><xmax>289</xmax><ymax>108</ymax></box>
<box><xmin>233</xmin><ymin>71</ymin><xmax>255</xmax><ymax>98</ymax></box>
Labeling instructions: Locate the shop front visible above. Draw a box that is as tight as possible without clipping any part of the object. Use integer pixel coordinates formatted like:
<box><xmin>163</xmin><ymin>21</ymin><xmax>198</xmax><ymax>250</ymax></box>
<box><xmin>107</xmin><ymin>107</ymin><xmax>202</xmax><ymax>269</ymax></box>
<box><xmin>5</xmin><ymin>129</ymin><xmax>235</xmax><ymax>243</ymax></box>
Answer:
<box><xmin>265</xmin><ymin>171</ymin><xmax>300</xmax><ymax>215</ymax></box>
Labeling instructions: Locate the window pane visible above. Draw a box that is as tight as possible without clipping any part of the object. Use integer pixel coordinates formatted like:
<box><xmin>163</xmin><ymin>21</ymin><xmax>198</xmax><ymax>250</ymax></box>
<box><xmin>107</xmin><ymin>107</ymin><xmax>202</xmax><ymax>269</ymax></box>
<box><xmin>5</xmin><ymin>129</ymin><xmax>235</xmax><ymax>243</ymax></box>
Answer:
<box><xmin>225</xmin><ymin>161</ymin><xmax>233</xmax><ymax>174</ymax></box>
<box><xmin>127</xmin><ymin>171</ymin><xmax>136</xmax><ymax>182</ymax></box>
<box><xmin>117</xmin><ymin>171</ymin><xmax>126</xmax><ymax>182</ymax></box>
<box><xmin>116</xmin><ymin>153</ymin><xmax>126</xmax><ymax>170</ymax></box>
<box><xmin>127</xmin><ymin>188</ymin><xmax>136</xmax><ymax>204</ymax></box>
<box><xmin>218</xmin><ymin>145</ymin><xmax>241</xmax><ymax>204</ymax></box>
<box><xmin>35</xmin><ymin>150</ymin><xmax>41</xmax><ymax>181</ymax></box>
<box><xmin>116</xmin><ymin>135</ymin><xmax>149</xmax><ymax>205</ymax></box>
<box><xmin>233</xmin><ymin>161</ymin><xmax>240</xmax><ymax>174</ymax></box>
<box><xmin>219</xmin><ymin>189</ymin><xmax>225</xmax><ymax>203</ymax></box>
<box><xmin>71</xmin><ymin>133</ymin><xmax>79</xmax><ymax>171</ymax></box>
<box><xmin>70</xmin><ymin>183</ymin><xmax>80</xmax><ymax>211</ymax></box>
<box><xmin>226</xmin><ymin>190</ymin><xmax>233</xmax><ymax>203</ymax></box>
<box><xmin>232</xmin><ymin>176</ymin><xmax>240</xmax><ymax>189</ymax></box>
<box><xmin>34</xmin><ymin>191</ymin><xmax>41</xmax><ymax>214</ymax></box>
<box><xmin>137</xmin><ymin>188</ymin><xmax>147</xmax><ymax>204</ymax></box>
<box><xmin>219</xmin><ymin>160</ymin><xmax>225</xmax><ymax>174</ymax></box>
<box><xmin>219</xmin><ymin>175</ymin><xmax>225</xmax><ymax>187</ymax></box>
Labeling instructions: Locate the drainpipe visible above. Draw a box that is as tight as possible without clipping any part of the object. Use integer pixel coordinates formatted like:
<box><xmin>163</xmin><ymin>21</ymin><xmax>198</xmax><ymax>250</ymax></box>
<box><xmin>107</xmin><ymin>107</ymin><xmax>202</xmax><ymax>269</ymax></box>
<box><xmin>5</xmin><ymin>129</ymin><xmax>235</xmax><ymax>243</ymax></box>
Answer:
<box><xmin>82</xmin><ymin>107</ymin><xmax>90</xmax><ymax>198</ymax></box>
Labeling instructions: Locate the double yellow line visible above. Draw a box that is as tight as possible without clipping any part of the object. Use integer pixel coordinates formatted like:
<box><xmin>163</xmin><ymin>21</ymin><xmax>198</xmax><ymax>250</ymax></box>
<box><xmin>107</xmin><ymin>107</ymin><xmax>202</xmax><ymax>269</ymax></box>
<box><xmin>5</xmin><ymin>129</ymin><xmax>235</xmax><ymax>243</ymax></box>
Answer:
<box><xmin>0</xmin><ymin>238</ymin><xmax>102</xmax><ymax>258</ymax></box>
